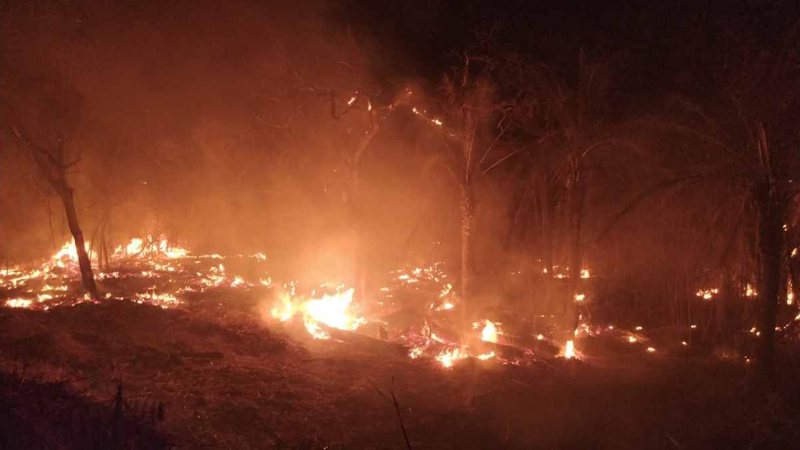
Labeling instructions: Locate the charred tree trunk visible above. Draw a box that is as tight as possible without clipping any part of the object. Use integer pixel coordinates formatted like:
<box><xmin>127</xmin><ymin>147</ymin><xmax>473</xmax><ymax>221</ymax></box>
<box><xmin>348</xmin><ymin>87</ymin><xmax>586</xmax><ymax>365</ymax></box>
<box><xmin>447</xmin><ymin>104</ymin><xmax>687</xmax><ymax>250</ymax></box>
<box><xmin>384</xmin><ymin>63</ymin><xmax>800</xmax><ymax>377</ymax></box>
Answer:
<box><xmin>755</xmin><ymin>182</ymin><xmax>783</xmax><ymax>379</ymax></box>
<box><xmin>60</xmin><ymin>188</ymin><xmax>99</xmax><ymax>300</ymax></box>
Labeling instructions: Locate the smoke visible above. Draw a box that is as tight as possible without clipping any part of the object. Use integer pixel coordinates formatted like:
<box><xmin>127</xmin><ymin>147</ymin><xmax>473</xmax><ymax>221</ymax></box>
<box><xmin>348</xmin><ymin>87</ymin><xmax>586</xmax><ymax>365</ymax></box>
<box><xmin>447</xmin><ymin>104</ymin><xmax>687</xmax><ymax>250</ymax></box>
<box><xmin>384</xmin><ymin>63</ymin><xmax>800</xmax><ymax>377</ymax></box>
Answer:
<box><xmin>0</xmin><ymin>0</ymin><xmax>439</xmax><ymax>283</ymax></box>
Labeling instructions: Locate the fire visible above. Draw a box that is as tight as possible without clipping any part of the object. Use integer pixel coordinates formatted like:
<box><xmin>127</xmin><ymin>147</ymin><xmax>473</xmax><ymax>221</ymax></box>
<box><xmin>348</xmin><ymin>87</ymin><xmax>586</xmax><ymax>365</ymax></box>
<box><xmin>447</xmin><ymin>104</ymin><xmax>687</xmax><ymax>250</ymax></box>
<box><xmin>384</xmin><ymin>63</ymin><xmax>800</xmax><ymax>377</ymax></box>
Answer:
<box><xmin>126</xmin><ymin>238</ymin><xmax>144</xmax><ymax>255</ymax></box>
<box><xmin>434</xmin><ymin>347</ymin><xmax>467</xmax><ymax>368</ymax></box>
<box><xmin>476</xmin><ymin>351</ymin><xmax>495</xmax><ymax>360</ymax></box>
<box><xmin>2</xmin><ymin>235</ymin><xmax>256</xmax><ymax>311</ymax></box>
<box><xmin>270</xmin><ymin>286</ymin><xmax>366</xmax><ymax>340</ymax></box>
<box><xmin>480</xmin><ymin>320</ymin><xmax>498</xmax><ymax>343</ymax></box>
<box><xmin>114</xmin><ymin>235</ymin><xmax>190</xmax><ymax>259</ymax></box>
<box><xmin>5</xmin><ymin>298</ymin><xmax>32</xmax><ymax>308</ymax></box>
<box><xmin>52</xmin><ymin>240</ymin><xmax>82</xmax><ymax>262</ymax></box>
<box><xmin>562</xmin><ymin>340</ymin><xmax>576</xmax><ymax>359</ymax></box>
<box><xmin>695</xmin><ymin>288</ymin><xmax>719</xmax><ymax>300</ymax></box>
<box><xmin>135</xmin><ymin>291</ymin><xmax>178</xmax><ymax>307</ymax></box>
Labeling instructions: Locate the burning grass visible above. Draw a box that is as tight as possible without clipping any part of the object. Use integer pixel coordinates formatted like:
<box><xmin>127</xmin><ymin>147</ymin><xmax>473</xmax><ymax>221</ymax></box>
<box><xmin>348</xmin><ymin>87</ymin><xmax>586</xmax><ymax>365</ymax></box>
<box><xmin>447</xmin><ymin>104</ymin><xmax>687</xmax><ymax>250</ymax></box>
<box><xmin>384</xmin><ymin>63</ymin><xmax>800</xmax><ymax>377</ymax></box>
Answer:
<box><xmin>2</xmin><ymin>240</ymin><xmax>800</xmax><ymax>447</ymax></box>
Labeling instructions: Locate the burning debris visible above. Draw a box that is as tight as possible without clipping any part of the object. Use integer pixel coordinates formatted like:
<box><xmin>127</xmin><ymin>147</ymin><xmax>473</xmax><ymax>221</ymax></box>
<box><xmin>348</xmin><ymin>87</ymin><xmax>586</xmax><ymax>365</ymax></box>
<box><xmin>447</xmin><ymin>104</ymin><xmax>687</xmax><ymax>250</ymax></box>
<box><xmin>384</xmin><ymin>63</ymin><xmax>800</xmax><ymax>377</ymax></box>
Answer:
<box><xmin>7</xmin><ymin>238</ymin><xmax>794</xmax><ymax>370</ymax></box>
<box><xmin>0</xmin><ymin>236</ymin><xmax>268</xmax><ymax>311</ymax></box>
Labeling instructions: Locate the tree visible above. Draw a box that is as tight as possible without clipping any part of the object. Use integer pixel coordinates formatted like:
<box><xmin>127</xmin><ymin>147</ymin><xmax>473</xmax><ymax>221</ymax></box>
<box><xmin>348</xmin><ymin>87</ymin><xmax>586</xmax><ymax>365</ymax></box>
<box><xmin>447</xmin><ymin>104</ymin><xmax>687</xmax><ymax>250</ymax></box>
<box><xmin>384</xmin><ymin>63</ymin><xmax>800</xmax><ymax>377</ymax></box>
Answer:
<box><xmin>3</xmin><ymin>75</ymin><xmax>100</xmax><ymax>300</ymax></box>
<box><xmin>500</xmin><ymin>52</ymin><xmax>630</xmax><ymax>333</ymax></box>
<box><xmin>602</xmin><ymin>23</ymin><xmax>800</xmax><ymax>378</ymax></box>
<box><xmin>410</xmin><ymin>53</ymin><xmax>516</xmax><ymax>312</ymax></box>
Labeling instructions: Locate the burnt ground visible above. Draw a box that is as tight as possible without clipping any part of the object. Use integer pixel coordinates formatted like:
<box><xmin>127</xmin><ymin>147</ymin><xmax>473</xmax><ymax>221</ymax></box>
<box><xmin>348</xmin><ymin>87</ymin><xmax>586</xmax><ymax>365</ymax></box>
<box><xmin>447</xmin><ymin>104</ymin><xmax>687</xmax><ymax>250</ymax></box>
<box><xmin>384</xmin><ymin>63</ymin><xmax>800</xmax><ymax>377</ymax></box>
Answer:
<box><xmin>0</xmin><ymin>291</ymin><xmax>799</xmax><ymax>449</ymax></box>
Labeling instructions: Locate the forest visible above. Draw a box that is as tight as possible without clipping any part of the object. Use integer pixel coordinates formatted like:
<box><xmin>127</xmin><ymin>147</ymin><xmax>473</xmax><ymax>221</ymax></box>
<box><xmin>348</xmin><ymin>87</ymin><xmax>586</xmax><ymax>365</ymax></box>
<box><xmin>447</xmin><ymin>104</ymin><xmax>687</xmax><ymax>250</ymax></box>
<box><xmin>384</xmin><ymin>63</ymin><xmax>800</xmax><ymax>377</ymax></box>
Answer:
<box><xmin>1</xmin><ymin>1</ymin><xmax>800</xmax><ymax>448</ymax></box>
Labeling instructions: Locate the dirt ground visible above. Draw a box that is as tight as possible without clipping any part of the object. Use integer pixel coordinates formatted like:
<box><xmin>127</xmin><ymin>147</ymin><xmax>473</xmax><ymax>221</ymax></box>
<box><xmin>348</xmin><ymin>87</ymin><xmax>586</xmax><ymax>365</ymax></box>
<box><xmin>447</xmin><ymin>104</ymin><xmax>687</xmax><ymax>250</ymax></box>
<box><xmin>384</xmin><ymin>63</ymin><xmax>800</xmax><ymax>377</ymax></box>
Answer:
<box><xmin>0</xmin><ymin>291</ymin><xmax>798</xmax><ymax>449</ymax></box>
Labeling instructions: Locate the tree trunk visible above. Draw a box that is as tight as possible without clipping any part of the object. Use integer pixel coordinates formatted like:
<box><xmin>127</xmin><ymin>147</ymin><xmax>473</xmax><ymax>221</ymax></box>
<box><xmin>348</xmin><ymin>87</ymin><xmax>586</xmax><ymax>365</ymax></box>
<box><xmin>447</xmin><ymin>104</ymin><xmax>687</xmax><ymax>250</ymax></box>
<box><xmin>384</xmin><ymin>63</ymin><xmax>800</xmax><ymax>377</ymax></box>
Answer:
<box><xmin>756</xmin><ymin>185</ymin><xmax>783</xmax><ymax>379</ymax></box>
<box><xmin>349</xmin><ymin>123</ymin><xmax>379</xmax><ymax>301</ymax></box>
<box><xmin>460</xmin><ymin>183</ymin><xmax>475</xmax><ymax>307</ymax></box>
<box><xmin>60</xmin><ymin>188</ymin><xmax>99</xmax><ymax>300</ymax></box>
<box><xmin>566</xmin><ymin>173</ymin><xmax>586</xmax><ymax>332</ymax></box>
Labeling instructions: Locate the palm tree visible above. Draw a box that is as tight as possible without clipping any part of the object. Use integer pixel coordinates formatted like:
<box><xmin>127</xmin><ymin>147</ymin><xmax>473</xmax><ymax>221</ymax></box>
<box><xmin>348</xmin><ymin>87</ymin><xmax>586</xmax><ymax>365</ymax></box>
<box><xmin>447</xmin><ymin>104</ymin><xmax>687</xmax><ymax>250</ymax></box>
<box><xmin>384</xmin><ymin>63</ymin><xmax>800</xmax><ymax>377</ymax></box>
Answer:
<box><xmin>602</xmin><ymin>24</ymin><xmax>800</xmax><ymax>378</ymax></box>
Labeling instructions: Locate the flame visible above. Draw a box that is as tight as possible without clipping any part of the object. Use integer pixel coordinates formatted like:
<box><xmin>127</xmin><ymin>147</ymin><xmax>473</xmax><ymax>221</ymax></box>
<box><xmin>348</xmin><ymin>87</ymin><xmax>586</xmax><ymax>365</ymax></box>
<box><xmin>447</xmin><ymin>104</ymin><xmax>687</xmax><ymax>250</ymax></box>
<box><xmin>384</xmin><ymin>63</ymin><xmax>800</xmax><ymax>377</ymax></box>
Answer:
<box><xmin>480</xmin><ymin>320</ymin><xmax>498</xmax><ymax>343</ymax></box>
<box><xmin>135</xmin><ymin>291</ymin><xmax>178</xmax><ymax>307</ymax></box>
<box><xmin>115</xmin><ymin>236</ymin><xmax>189</xmax><ymax>259</ymax></box>
<box><xmin>696</xmin><ymin>288</ymin><xmax>719</xmax><ymax>300</ymax></box>
<box><xmin>562</xmin><ymin>340</ymin><xmax>576</xmax><ymax>359</ymax></box>
<box><xmin>5</xmin><ymin>298</ymin><xmax>32</xmax><ymax>308</ymax></box>
<box><xmin>434</xmin><ymin>347</ymin><xmax>467</xmax><ymax>368</ymax></box>
<box><xmin>126</xmin><ymin>238</ymin><xmax>144</xmax><ymax>255</ymax></box>
<box><xmin>270</xmin><ymin>286</ymin><xmax>366</xmax><ymax>340</ymax></box>
<box><xmin>476</xmin><ymin>351</ymin><xmax>495</xmax><ymax>361</ymax></box>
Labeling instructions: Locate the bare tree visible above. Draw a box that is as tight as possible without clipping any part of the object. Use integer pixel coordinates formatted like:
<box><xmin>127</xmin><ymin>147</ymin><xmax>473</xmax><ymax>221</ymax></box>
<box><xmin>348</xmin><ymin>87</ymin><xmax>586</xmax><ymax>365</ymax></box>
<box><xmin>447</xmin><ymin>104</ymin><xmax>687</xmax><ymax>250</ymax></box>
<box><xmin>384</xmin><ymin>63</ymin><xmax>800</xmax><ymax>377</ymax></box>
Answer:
<box><xmin>500</xmin><ymin>51</ymin><xmax>630</xmax><ymax>333</ymax></box>
<box><xmin>3</xmin><ymin>74</ymin><xmax>100</xmax><ymax>300</ymax></box>
<box><xmin>411</xmin><ymin>54</ymin><xmax>515</xmax><ymax>311</ymax></box>
<box><xmin>598</xmin><ymin>23</ymin><xmax>800</xmax><ymax>378</ymax></box>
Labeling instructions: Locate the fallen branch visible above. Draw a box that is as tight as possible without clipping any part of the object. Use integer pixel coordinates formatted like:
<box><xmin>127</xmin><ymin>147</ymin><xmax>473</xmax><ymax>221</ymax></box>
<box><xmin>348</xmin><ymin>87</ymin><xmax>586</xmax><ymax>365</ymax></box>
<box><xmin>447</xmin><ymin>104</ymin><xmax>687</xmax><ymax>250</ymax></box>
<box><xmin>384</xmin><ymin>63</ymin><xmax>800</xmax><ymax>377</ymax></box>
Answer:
<box><xmin>375</xmin><ymin>377</ymin><xmax>412</xmax><ymax>450</ymax></box>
